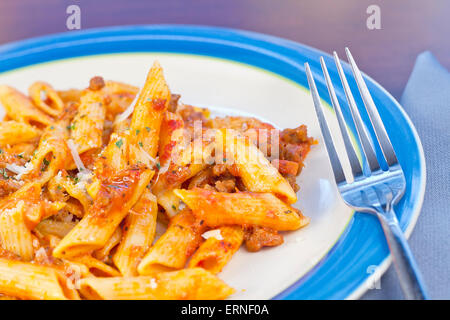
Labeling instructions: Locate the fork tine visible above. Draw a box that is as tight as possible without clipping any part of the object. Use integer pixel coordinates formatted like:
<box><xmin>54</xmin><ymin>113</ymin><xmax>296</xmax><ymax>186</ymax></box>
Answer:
<box><xmin>345</xmin><ymin>48</ymin><xmax>398</xmax><ymax>167</ymax></box>
<box><xmin>333</xmin><ymin>52</ymin><xmax>380</xmax><ymax>173</ymax></box>
<box><xmin>320</xmin><ymin>57</ymin><xmax>363</xmax><ymax>179</ymax></box>
<box><xmin>305</xmin><ymin>63</ymin><xmax>346</xmax><ymax>184</ymax></box>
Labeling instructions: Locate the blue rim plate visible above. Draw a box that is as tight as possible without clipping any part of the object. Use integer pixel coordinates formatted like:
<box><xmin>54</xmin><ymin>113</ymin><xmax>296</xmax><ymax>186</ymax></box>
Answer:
<box><xmin>0</xmin><ymin>25</ymin><xmax>426</xmax><ymax>300</ymax></box>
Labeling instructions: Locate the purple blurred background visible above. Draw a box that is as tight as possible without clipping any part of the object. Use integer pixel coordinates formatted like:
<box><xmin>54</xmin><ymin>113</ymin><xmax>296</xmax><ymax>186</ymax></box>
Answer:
<box><xmin>0</xmin><ymin>0</ymin><xmax>449</xmax><ymax>99</ymax></box>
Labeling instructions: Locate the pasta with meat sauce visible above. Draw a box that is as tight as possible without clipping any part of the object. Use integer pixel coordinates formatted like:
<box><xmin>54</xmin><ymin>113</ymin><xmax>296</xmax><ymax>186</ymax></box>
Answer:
<box><xmin>0</xmin><ymin>61</ymin><xmax>315</xmax><ymax>300</ymax></box>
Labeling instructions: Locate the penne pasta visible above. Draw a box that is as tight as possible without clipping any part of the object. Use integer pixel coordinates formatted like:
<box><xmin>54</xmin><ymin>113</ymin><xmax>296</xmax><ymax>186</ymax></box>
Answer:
<box><xmin>216</xmin><ymin>129</ymin><xmax>297</xmax><ymax>204</ymax></box>
<box><xmin>137</xmin><ymin>209</ymin><xmax>205</xmax><ymax>275</ymax></box>
<box><xmin>79</xmin><ymin>268</ymin><xmax>234</xmax><ymax>300</ymax></box>
<box><xmin>71</xmin><ymin>254</ymin><xmax>121</xmax><ymax>277</ymax></box>
<box><xmin>21</xmin><ymin>120</ymin><xmax>71</xmax><ymax>184</ymax></box>
<box><xmin>188</xmin><ymin>226</ymin><xmax>244</xmax><ymax>274</ymax></box>
<box><xmin>158</xmin><ymin>111</ymin><xmax>186</xmax><ymax>166</ymax></box>
<box><xmin>174</xmin><ymin>188</ymin><xmax>310</xmax><ymax>231</ymax></box>
<box><xmin>129</xmin><ymin>61</ymin><xmax>171</xmax><ymax>158</ymax></box>
<box><xmin>113</xmin><ymin>189</ymin><xmax>158</xmax><ymax>276</ymax></box>
<box><xmin>0</xmin><ymin>200</ymin><xmax>34</xmax><ymax>261</ymax></box>
<box><xmin>53</xmin><ymin>167</ymin><xmax>153</xmax><ymax>258</ymax></box>
<box><xmin>0</xmin><ymin>258</ymin><xmax>80</xmax><ymax>300</ymax></box>
<box><xmin>70</xmin><ymin>89</ymin><xmax>106</xmax><ymax>154</ymax></box>
<box><xmin>94</xmin><ymin>226</ymin><xmax>122</xmax><ymax>262</ymax></box>
<box><xmin>0</xmin><ymin>120</ymin><xmax>41</xmax><ymax>146</ymax></box>
<box><xmin>36</xmin><ymin>218</ymin><xmax>77</xmax><ymax>239</ymax></box>
<box><xmin>28</xmin><ymin>81</ymin><xmax>64</xmax><ymax>117</ymax></box>
<box><xmin>48</xmin><ymin>169</ymin><xmax>92</xmax><ymax>212</ymax></box>
<box><xmin>0</xmin><ymin>85</ymin><xmax>53</xmax><ymax>127</ymax></box>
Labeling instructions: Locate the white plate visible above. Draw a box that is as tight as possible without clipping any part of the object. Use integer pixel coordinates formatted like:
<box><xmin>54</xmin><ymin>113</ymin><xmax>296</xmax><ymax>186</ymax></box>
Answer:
<box><xmin>0</xmin><ymin>53</ymin><xmax>353</xmax><ymax>299</ymax></box>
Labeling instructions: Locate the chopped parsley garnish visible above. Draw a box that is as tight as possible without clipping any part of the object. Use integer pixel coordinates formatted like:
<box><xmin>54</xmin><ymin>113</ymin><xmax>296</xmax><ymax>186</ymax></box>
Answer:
<box><xmin>1</xmin><ymin>169</ymin><xmax>8</xmax><ymax>179</ymax></box>
<box><xmin>115</xmin><ymin>139</ymin><xmax>123</xmax><ymax>148</ymax></box>
<box><xmin>172</xmin><ymin>205</ymin><xmax>177</xmax><ymax>210</ymax></box>
<box><xmin>135</xmin><ymin>129</ymin><xmax>140</xmax><ymax>135</ymax></box>
<box><xmin>156</xmin><ymin>162</ymin><xmax>161</xmax><ymax>170</ymax></box>
<box><xmin>41</xmin><ymin>158</ymin><xmax>50</xmax><ymax>171</ymax></box>
<box><xmin>138</xmin><ymin>141</ymin><xmax>143</xmax><ymax>148</ymax></box>
<box><xmin>145</xmin><ymin>127</ymin><xmax>151</xmax><ymax>132</ymax></box>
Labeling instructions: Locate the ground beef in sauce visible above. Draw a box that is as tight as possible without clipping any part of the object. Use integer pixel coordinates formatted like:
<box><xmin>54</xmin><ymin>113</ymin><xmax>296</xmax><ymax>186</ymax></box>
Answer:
<box><xmin>177</xmin><ymin>104</ymin><xmax>208</xmax><ymax>127</ymax></box>
<box><xmin>214</xmin><ymin>179</ymin><xmax>236</xmax><ymax>193</ymax></box>
<box><xmin>89</xmin><ymin>76</ymin><xmax>105</xmax><ymax>91</ymax></box>
<box><xmin>244</xmin><ymin>226</ymin><xmax>284</xmax><ymax>252</ymax></box>
<box><xmin>168</xmin><ymin>94</ymin><xmax>181</xmax><ymax>113</ymax></box>
<box><xmin>278</xmin><ymin>125</ymin><xmax>316</xmax><ymax>190</ymax></box>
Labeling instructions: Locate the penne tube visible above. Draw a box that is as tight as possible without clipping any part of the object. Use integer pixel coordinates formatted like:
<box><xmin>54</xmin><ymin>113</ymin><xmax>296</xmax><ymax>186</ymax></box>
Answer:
<box><xmin>53</xmin><ymin>167</ymin><xmax>153</xmax><ymax>258</ymax></box>
<box><xmin>129</xmin><ymin>61</ymin><xmax>171</xmax><ymax>158</ymax></box>
<box><xmin>79</xmin><ymin>268</ymin><xmax>234</xmax><ymax>300</ymax></box>
<box><xmin>0</xmin><ymin>120</ymin><xmax>41</xmax><ymax>146</ymax></box>
<box><xmin>113</xmin><ymin>189</ymin><xmax>158</xmax><ymax>276</ymax></box>
<box><xmin>174</xmin><ymin>188</ymin><xmax>309</xmax><ymax>231</ymax></box>
<box><xmin>35</xmin><ymin>218</ymin><xmax>77</xmax><ymax>239</ymax></box>
<box><xmin>0</xmin><ymin>85</ymin><xmax>53</xmax><ymax>127</ymax></box>
<box><xmin>57</xmin><ymin>88</ymin><xmax>82</xmax><ymax>104</ymax></box>
<box><xmin>94</xmin><ymin>227</ymin><xmax>122</xmax><ymax>262</ymax></box>
<box><xmin>71</xmin><ymin>254</ymin><xmax>121</xmax><ymax>277</ymax></box>
<box><xmin>188</xmin><ymin>226</ymin><xmax>244</xmax><ymax>274</ymax></box>
<box><xmin>104</xmin><ymin>80</ymin><xmax>139</xmax><ymax>118</ymax></box>
<box><xmin>70</xmin><ymin>90</ymin><xmax>106</xmax><ymax>154</ymax></box>
<box><xmin>49</xmin><ymin>169</ymin><xmax>92</xmax><ymax>212</ymax></box>
<box><xmin>21</xmin><ymin>120</ymin><xmax>71</xmax><ymax>184</ymax></box>
<box><xmin>28</xmin><ymin>81</ymin><xmax>64</xmax><ymax>117</ymax></box>
<box><xmin>152</xmin><ymin>140</ymin><xmax>212</xmax><ymax>217</ymax></box>
<box><xmin>155</xmin><ymin>189</ymin><xmax>184</xmax><ymax>218</ymax></box>
<box><xmin>137</xmin><ymin>209</ymin><xmax>205</xmax><ymax>275</ymax></box>
<box><xmin>0</xmin><ymin>258</ymin><xmax>80</xmax><ymax>300</ymax></box>
<box><xmin>158</xmin><ymin>111</ymin><xmax>185</xmax><ymax>166</ymax></box>
<box><xmin>216</xmin><ymin>129</ymin><xmax>297</xmax><ymax>204</ymax></box>
<box><xmin>0</xmin><ymin>200</ymin><xmax>34</xmax><ymax>261</ymax></box>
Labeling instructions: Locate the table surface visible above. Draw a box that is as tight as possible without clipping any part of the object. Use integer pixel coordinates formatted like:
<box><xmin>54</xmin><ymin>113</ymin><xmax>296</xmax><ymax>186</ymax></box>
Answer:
<box><xmin>0</xmin><ymin>0</ymin><xmax>448</xmax><ymax>300</ymax></box>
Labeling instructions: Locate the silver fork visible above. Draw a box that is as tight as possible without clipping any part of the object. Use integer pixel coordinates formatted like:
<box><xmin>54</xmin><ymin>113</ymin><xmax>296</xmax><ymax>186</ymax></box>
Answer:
<box><xmin>305</xmin><ymin>48</ymin><xmax>428</xmax><ymax>300</ymax></box>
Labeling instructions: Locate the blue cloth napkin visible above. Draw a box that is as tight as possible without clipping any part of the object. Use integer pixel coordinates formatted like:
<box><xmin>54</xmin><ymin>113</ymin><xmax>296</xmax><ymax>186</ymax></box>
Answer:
<box><xmin>362</xmin><ymin>52</ymin><xmax>450</xmax><ymax>300</ymax></box>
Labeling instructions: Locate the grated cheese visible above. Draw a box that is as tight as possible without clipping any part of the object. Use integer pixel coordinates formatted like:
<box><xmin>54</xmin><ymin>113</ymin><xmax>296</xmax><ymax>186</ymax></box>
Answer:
<box><xmin>66</xmin><ymin>140</ymin><xmax>93</xmax><ymax>195</ymax></box>
<box><xmin>6</xmin><ymin>162</ymin><xmax>33</xmax><ymax>180</ymax></box>
<box><xmin>114</xmin><ymin>89</ymin><xmax>141</xmax><ymax>124</ymax></box>
<box><xmin>149</xmin><ymin>278</ymin><xmax>158</xmax><ymax>289</ymax></box>
<box><xmin>75</xmin><ymin>170</ymin><xmax>93</xmax><ymax>195</ymax></box>
<box><xmin>202</xmin><ymin>229</ymin><xmax>223</xmax><ymax>241</ymax></box>
<box><xmin>139</xmin><ymin>146</ymin><xmax>157</xmax><ymax>165</ymax></box>
<box><xmin>67</xmin><ymin>139</ymin><xmax>86</xmax><ymax>172</ymax></box>
<box><xmin>152</xmin><ymin>159</ymin><xmax>170</xmax><ymax>185</ymax></box>
<box><xmin>5</xmin><ymin>163</ymin><xmax>24</xmax><ymax>175</ymax></box>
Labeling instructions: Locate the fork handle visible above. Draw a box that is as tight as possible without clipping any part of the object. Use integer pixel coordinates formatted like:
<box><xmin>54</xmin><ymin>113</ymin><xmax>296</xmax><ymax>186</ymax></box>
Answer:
<box><xmin>377</xmin><ymin>208</ymin><xmax>429</xmax><ymax>300</ymax></box>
